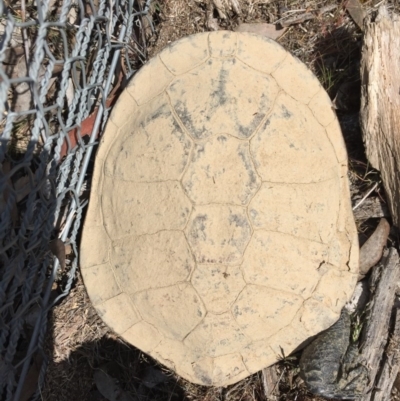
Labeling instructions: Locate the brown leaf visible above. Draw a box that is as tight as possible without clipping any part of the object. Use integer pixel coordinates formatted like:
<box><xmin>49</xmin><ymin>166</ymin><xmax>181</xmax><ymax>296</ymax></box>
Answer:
<box><xmin>345</xmin><ymin>0</ymin><xmax>366</xmax><ymax>30</ymax></box>
<box><xmin>59</xmin><ymin>71</ymin><xmax>124</xmax><ymax>160</ymax></box>
<box><xmin>359</xmin><ymin>218</ymin><xmax>390</xmax><ymax>277</ymax></box>
<box><xmin>49</xmin><ymin>238</ymin><xmax>66</xmax><ymax>270</ymax></box>
<box><xmin>65</xmin><ymin>243</ymin><xmax>73</xmax><ymax>255</ymax></box>
<box><xmin>235</xmin><ymin>23</ymin><xmax>287</xmax><ymax>40</ymax></box>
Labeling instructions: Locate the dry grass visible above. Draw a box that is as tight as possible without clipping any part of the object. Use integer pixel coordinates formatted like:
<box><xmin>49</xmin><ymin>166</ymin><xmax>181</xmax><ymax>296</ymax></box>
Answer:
<box><xmin>41</xmin><ymin>0</ymin><xmax>397</xmax><ymax>400</ymax></box>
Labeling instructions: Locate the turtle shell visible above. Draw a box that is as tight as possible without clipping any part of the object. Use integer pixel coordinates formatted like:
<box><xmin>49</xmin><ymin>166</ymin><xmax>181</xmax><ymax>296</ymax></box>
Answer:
<box><xmin>80</xmin><ymin>31</ymin><xmax>359</xmax><ymax>387</ymax></box>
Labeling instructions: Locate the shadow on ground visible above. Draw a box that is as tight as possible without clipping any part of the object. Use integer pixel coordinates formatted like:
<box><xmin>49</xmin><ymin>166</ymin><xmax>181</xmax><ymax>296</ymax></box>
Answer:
<box><xmin>42</xmin><ymin>306</ymin><xmax>187</xmax><ymax>401</ymax></box>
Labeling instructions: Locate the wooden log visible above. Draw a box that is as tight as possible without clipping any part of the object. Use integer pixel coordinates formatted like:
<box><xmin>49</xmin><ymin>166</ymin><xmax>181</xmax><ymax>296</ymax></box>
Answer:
<box><xmin>360</xmin><ymin>248</ymin><xmax>400</xmax><ymax>400</ymax></box>
<box><xmin>360</xmin><ymin>6</ymin><xmax>400</xmax><ymax>226</ymax></box>
<box><xmin>353</xmin><ymin>197</ymin><xmax>389</xmax><ymax>222</ymax></box>
<box><xmin>261</xmin><ymin>366</ymin><xmax>280</xmax><ymax>400</ymax></box>
<box><xmin>371</xmin><ymin>309</ymin><xmax>400</xmax><ymax>401</ymax></box>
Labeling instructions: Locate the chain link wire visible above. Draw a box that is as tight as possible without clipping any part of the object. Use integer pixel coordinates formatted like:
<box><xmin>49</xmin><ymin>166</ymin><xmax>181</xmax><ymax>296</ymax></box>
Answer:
<box><xmin>0</xmin><ymin>0</ymin><xmax>151</xmax><ymax>399</ymax></box>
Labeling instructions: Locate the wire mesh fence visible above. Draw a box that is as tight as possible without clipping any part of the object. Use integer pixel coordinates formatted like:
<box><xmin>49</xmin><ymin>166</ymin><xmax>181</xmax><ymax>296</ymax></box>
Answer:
<box><xmin>0</xmin><ymin>1</ymin><xmax>151</xmax><ymax>399</ymax></box>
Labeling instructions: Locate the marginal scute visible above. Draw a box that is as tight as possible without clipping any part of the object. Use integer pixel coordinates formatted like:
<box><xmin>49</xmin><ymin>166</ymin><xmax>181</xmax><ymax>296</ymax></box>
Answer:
<box><xmin>326</xmin><ymin>119</ymin><xmax>349</xmax><ymax>164</ymax></box>
<box><xmin>96</xmin><ymin>293</ymin><xmax>141</xmax><ymax>334</ymax></box>
<box><xmin>105</xmin><ymin>96</ymin><xmax>192</xmax><ymax>182</ymax></box>
<box><xmin>80</xmin><ymin>225</ymin><xmax>110</xmax><ymax>267</ymax></box>
<box><xmin>168</xmin><ymin>57</ymin><xmax>280</xmax><ymax>140</ymax></box>
<box><xmin>268</xmin><ymin>322</ymin><xmax>309</xmax><ymax>357</ymax></box>
<box><xmin>127</xmin><ymin>55</ymin><xmax>174</xmax><ymax>105</ymax></box>
<box><xmin>208</xmin><ymin>30</ymin><xmax>237</xmax><ymax>57</ymax></box>
<box><xmin>132</xmin><ymin>283</ymin><xmax>206</xmax><ymax>341</ymax></box>
<box><xmin>184</xmin><ymin>312</ymin><xmax>249</xmax><ymax>357</ymax></box>
<box><xmin>249</xmin><ymin>179</ymin><xmax>339</xmax><ymax>244</ymax></box>
<box><xmin>212</xmin><ymin>354</ymin><xmax>249</xmax><ymax>386</ymax></box>
<box><xmin>250</xmin><ymin>93</ymin><xmax>337</xmax><ymax>183</ymax></box>
<box><xmin>312</xmin><ymin>267</ymin><xmax>358</xmax><ymax>314</ymax></box>
<box><xmin>83</xmin><ymin>166</ymin><xmax>104</xmax><ymax>227</ymax></box>
<box><xmin>111</xmin><ymin>231</ymin><xmax>194</xmax><ymax>294</ymax></box>
<box><xmin>81</xmin><ymin>263</ymin><xmax>121</xmax><ymax>305</ymax></box>
<box><xmin>102</xmin><ymin>178</ymin><xmax>192</xmax><ymax>239</ymax></box>
<box><xmin>241</xmin><ymin>342</ymin><xmax>276</xmax><ymax>374</ymax></box>
<box><xmin>272</xmin><ymin>55</ymin><xmax>320</xmax><ymax>103</ymax></box>
<box><xmin>337</xmin><ymin>164</ymin><xmax>355</xmax><ymax>234</ymax></box>
<box><xmin>185</xmin><ymin>204</ymin><xmax>252</xmax><ymax>264</ymax></box>
<box><xmin>236</xmin><ymin>33</ymin><xmax>287</xmax><ymax>74</ymax></box>
<box><xmin>348</xmin><ymin>237</ymin><xmax>359</xmax><ymax>274</ymax></box>
<box><xmin>160</xmin><ymin>33</ymin><xmax>209</xmax><ymax>75</ymax></box>
<box><xmin>308</xmin><ymin>89</ymin><xmax>336</xmax><ymax>127</ymax></box>
<box><xmin>191</xmin><ymin>264</ymin><xmax>246</xmax><ymax>314</ymax></box>
<box><xmin>232</xmin><ymin>284</ymin><xmax>304</xmax><ymax>341</ymax></box>
<box><xmin>329</xmin><ymin>232</ymin><xmax>351</xmax><ymax>269</ymax></box>
<box><xmin>241</xmin><ymin>231</ymin><xmax>328</xmax><ymax>297</ymax></box>
<box><xmin>152</xmin><ymin>339</ymin><xmax>214</xmax><ymax>386</ymax></box>
<box><xmin>182</xmin><ymin>134</ymin><xmax>261</xmax><ymax>205</ymax></box>
<box><xmin>96</xmin><ymin>120</ymin><xmax>119</xmax><ymax>162</ymax></box>
<box><xmin>109</xmin><ymin>90</ymin><xmax>139</xmax><ymax>128</ymax></box>
<box><xmin>81</xmin><ymin>31</ymin><xmax>358</xmax><ymax>387</ymax></box>
<box><xmin>122</xmin><ymin>321</ymin><xmax>162</xmax><ymax>353</ymax></box>
<box><xmin>297</xmin><ymin>299</ymin><xmax>339</xmax><ymax>335</ymax></box>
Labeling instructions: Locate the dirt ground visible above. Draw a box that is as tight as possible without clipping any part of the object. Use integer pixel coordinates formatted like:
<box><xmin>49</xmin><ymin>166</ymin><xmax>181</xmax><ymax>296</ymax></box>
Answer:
<box><xmin>42</xmin><ymin>0</ymin><xmax>398</xmax><ymax>400</ymax></box>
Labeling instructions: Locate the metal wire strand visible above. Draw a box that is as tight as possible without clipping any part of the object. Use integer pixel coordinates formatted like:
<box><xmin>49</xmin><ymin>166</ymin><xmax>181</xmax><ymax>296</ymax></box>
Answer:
<box><xmin>0</xmin><ymin>0</ymin><xmax>151</xmax><ymax>399</ymax></box>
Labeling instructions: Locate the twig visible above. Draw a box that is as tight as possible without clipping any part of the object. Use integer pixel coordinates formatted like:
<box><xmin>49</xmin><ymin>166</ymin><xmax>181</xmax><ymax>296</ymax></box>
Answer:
<box><xmin>281</xmin><ymin>12</ymin><xmax>314</xmax><ymax>27</ymax></box>
<box><xmin>20</xmin><ymin>0</ymin><xmax>31</xmax><ymax>68</ymax></box>
<box><xmin>276</xmin><ymin>4</ymin><xmax>338</xmax><ymax>27</ymax></box>
<box><xmin>353</xmin><ymin>182</ymin><xmax>380</xmax><ymax>211</ymax></box>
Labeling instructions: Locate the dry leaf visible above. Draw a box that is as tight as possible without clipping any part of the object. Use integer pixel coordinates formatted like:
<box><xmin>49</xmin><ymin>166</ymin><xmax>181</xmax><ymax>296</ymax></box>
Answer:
<box><xmin>60</xmin><ymin>108</ymin><xmax>99</xmax><ymax>159</ymax></box>
<box><xmin>60</xmin><ymin>71</ymin><xmax>124</xmax><ymax>160</ymax></box>
<box><xmin>359</xmin><ymin>218</ymin><xmax>390</xmax><ymax>277</ymax></box>
<box><xmin>345</xmin><ymin>0</ymin><xmax>366</xmax><ymax>30</ymax></box>
<box><xmin>65</xmin><ymin>243</ymin><xmax>73</xmax><ymax>255</ymax></box>
<box><xmin>49</xmin><ymin>238</ymin><xmax>66</xmax><ymax>270</ymax></box>
<box><xmin>235</xmin><ymin>23</ymin><xmax>287</xmax><ymax>40</ymax></box>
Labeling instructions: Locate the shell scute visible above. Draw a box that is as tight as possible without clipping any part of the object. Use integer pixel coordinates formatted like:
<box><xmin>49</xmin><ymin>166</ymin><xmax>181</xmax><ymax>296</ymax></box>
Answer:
<box><xmin>102</xmin><ymin>178</ymin><xmax>192</xmax><ymax>239</ymax></box>
<box><xmin>167</xmin><ymin>57</ymin><xmax>280</xmax><ymax>140</ymax></box>
<box><xmin>182</xmin><ymin>134</ymin><xmax>261</xmax><ymax>205</ymax></box>
<box><xmin>185</xmin><ymin>205</ymin><xmax>252</xmax><ymax>264</ymax></box>
<box><xmin>133</xmin><ymin>283</ymin><xmax>206</xmax><ymax>342</ymax></box>
<box><xmin>111</xmin><ymin>231</ymin><xmax>194</xmax><ymax>294</ymax></box>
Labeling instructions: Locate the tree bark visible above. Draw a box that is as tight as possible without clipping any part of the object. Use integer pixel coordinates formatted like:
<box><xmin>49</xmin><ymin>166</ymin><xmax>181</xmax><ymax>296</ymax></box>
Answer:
<box><xmin>360</xmin><ymin>6</ymin><xmax>400</xmax><ymax>227</ymax></box>
<box><xmin>360</xmin><ymin>248</ymin><xmax>400</xmax><ymax>401</ymax></box>
<box><xmin>371</xmin><ymin>308</ymin><xmax>400</xmax><ymax>401</ymax></box>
